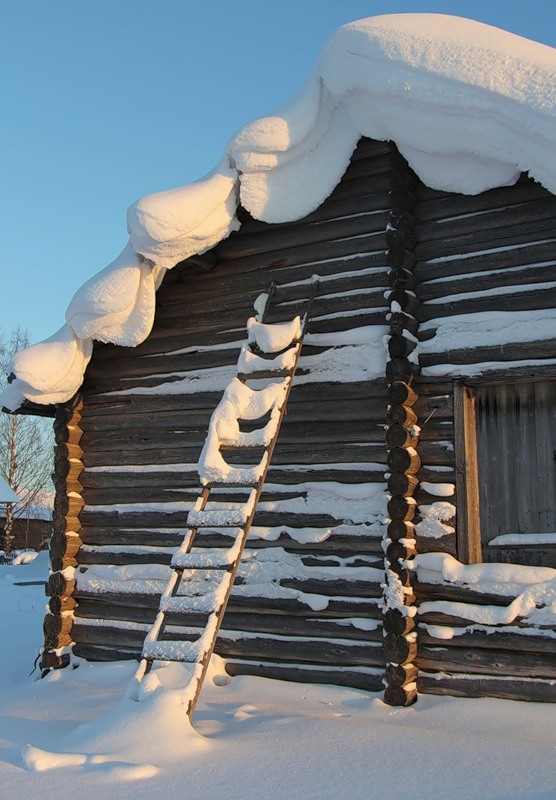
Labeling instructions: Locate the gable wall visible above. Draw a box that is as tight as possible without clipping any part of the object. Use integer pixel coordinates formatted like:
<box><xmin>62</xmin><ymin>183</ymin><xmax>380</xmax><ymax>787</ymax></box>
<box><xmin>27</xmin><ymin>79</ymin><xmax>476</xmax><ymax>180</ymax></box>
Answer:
<box><xmin>55</xmin><ymin>137</ymin><xmax>396</xmax><ymax>690</ymax></box>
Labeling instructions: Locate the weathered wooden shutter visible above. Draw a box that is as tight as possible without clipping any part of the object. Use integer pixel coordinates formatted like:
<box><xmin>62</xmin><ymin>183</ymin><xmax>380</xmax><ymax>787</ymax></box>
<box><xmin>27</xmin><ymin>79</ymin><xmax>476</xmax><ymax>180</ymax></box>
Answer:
<box><xmin>475</xmin><ymin>380</ymin><xmax>556</xmax><ymax>566</ymax></box>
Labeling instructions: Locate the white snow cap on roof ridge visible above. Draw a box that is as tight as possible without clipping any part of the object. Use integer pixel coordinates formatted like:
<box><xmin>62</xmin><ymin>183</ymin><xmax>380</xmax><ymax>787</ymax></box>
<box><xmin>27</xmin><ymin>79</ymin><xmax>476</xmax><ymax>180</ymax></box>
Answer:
<box><xmin>1</xmin><ymin>13</ymin><xmax>555</xmax><ymax>410</ymax></box>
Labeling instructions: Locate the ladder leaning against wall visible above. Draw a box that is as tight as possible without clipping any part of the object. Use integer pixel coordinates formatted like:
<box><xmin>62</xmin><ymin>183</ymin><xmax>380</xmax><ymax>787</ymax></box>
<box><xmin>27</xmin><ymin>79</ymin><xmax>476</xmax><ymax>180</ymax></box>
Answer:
<box><xmin>130</xmin><ymin>283</ymin><xmax>316</xmax><ymax>719</ymax></box>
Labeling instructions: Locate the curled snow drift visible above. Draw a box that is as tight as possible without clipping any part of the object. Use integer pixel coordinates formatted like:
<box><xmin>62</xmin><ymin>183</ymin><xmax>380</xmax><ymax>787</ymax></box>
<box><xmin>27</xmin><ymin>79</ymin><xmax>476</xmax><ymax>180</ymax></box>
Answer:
<box><xmin>2</xmin><ymin>13</ymin><xmax>555</xmax><ymax>410</ymax></box>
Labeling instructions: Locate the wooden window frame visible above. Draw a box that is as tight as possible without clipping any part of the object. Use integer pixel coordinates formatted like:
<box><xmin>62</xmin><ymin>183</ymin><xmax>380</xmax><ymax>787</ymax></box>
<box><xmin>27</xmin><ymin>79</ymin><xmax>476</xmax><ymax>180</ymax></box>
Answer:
<box><xmin>453</xmin><ymin>382</ymin><xmax>482</xmax><ymax>564</ymax></box>
<box><xmin>454</xmin><ymin>376</ymin><xmax>556</xmax><ymax>565</ymax></box>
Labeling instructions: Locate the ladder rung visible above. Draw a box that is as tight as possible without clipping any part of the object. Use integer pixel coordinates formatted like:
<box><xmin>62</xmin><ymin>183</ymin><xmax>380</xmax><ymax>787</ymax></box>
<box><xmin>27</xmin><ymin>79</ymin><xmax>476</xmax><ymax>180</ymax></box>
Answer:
<box><xmin>171</xmin><ymin>550</ymin><xmax>237</xmax><ymax>570</ymax></box>
<box><xmin>205</xmin><ymin>479</ymin><xmax>259</xmax><ymax>489</ymax></box>
<box><xmin>187</xmin><ymin>508</ymin><xmax>249</xmax><ymax>527</ymax></box>
<box><xmin>237</xmin><ymin>369</ymin><xmax>292</xmax><ymax>380</ymax></box>
<box><xmin>142</xmin><ymin>639</ymin><xmax>203</xmax><ymax>664</ymax></box>
<box><xmin>160</xmin><ymin>579</ymin><xmax>232</xmax><ymax>614</ymax></box>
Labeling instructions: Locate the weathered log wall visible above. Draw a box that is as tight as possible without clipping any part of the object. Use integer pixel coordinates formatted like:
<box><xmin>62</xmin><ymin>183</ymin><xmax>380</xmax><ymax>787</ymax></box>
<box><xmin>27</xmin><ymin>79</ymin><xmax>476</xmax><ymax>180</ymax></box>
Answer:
<box><xmin>44</xmin><ymin>138</ymin><xmax>556</xmax><ymax>703</ymax></box>
<box><xmin>64</xmin><ymin>137</ymin><xmax>396</xmax><ymax>691</ymax></box>
<box><xmin>413</xmin><ymin>175</ymin><xmax>556</xmax><ymax>702</ymax></box>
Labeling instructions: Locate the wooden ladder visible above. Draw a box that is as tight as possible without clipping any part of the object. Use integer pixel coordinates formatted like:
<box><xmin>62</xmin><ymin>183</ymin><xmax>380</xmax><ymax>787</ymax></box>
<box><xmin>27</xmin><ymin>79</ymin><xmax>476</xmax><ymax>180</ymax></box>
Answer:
<box><xmin>131</xmin><ymin>286</ymin><xmax>315</xmax><ymax>718</ymax></box>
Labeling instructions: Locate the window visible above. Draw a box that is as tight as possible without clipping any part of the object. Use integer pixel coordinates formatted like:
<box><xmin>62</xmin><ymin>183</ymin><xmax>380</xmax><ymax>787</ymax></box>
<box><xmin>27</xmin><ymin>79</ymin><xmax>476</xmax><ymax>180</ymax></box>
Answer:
<box><xmin>454</xmin><ymin>379</ymin><xmax>556</xmax><ymax>567</ymax></box>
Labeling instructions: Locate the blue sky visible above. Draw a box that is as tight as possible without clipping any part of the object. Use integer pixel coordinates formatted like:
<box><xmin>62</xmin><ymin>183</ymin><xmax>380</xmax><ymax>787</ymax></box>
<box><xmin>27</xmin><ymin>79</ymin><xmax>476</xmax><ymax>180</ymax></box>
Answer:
<box><xmin>2</xmin><ymin>0</ymin><xmax>555</xmax><ymax>344</ymax></box>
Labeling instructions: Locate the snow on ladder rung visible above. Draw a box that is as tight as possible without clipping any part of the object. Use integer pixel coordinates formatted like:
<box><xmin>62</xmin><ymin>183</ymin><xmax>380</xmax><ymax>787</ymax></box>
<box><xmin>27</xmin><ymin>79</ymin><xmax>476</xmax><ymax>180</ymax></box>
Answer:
<box><xmin>160</xmin><ymin>576</ymin><xmax>232</xmax><ymax>615</ymax></box>
<box><xmin>143</xmin><ymin>610</ymin><xmax>221</xmax><ymax>663</ymax></box>
<box><xmin>171</xmin><ymin>548</ymin><xmax>238</xmax><ymax>570</ymax></box>
<box><xmin>187</xmin><ymin>507</ymin><xmax>248</xmax><ymax>528</ymax></box>
<box><xmin>142</xmin><ymin>638</ymin><xmax>201</xmax><ymax>664</ymax></box>
<box><xmin>187</xmin><ymin>489</ymin><xmax>257</xmax><ymax>529</ymax></box>
<box><xmin>171</xmin><ymin>532</ymin><xmax>244</xmax><ymax>569</ymax></box>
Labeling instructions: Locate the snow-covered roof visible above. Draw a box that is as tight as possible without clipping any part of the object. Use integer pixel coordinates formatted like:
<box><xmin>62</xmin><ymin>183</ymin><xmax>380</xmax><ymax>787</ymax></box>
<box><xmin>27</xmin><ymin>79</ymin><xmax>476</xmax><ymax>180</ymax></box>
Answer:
<box><xmin>0</xmin><ymin>476</ymin><xmax>19</xmax><ymax>504</ymax></box>
<box><xmin>2</xmin><ymin>13</ymin><xmax>555</xmax><ymax>411</ymax></box>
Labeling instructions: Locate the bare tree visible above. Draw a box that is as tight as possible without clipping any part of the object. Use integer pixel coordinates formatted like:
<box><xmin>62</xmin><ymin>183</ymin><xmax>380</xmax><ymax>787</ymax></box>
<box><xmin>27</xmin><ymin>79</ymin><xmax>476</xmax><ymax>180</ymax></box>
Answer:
<box><xmin>0</xmin><ymin>327</ymin><xmax>54</xmax><ymax>554</ymax></box>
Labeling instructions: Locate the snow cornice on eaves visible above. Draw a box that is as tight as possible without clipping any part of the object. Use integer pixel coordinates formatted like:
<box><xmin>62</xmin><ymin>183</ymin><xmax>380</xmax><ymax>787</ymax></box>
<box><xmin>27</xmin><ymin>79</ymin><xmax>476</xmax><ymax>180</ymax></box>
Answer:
<box><xmin>2</xmin><ymin>13</ymin><xmax>555</xmax><ymax>411</ymax></box>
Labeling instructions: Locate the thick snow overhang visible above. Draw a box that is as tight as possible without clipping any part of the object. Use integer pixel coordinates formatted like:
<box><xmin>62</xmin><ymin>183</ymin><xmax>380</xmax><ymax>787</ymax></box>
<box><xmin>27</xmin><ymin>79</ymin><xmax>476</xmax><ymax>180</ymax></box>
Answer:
<box><xmin>2</xmin><ymin>13</ymin><xmax>555</xmax><ymax>411</ymax></box>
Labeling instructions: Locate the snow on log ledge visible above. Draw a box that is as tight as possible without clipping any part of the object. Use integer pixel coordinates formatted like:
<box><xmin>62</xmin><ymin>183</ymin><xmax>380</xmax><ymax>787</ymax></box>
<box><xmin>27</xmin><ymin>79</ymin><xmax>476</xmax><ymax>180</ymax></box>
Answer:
<box><xmin>2</xmin><ymin>13</ymin><xmax>556</xmax><ymax>410</ymax></box>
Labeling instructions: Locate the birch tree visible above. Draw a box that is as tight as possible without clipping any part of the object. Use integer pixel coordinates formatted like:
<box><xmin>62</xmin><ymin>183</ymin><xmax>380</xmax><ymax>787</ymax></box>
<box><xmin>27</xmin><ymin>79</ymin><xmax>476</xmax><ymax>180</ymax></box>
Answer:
<box><xmin>0</xmin><ymin>327</ymin><xmax>54</xmax><ymax>553</ymax></box>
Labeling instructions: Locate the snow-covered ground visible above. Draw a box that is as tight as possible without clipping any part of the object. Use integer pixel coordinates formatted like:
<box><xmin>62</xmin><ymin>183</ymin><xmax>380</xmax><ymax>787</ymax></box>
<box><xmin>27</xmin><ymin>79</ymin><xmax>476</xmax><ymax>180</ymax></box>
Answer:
<box><xmin>0</xmin><ymin>554</ymin><xmax>554</xmax><ymax>799</ymax></box>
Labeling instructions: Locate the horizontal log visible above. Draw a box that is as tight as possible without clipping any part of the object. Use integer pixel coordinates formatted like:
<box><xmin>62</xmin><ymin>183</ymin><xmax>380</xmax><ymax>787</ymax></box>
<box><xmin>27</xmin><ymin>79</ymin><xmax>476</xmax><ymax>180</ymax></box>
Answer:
<box><xmin>76</xmin><ymin>549</ymin><xmax>172</xmax><ymax>567</ymax></box>
<box><xmin>384</xmin><ymin>662</ymin><xmax>419</xmax><ymax>686</ymax></box>
<box><xmin>387</xmin><ymin>519</ymin><xmax>415</xmax><ymax>542</ymax></box>
<box><xmin>417</xmin><ymin>441</ymin><xmax>455</xmax><ymax>466</ymax></box>
<box><xmin>77</xmin><ymin>530</ymin><xmax>383</xmax><ymax>557</ymax></box>
<box><xmin>417</xmin><ymin>672</ymin><xmax>556</xmax><ymax>703</ymax></box>
<box><xmin>383</xmin><ymin>683</ymin><xmax>417</xmax><ymax>706</ymax></box>
<box><xmin>225</xmin><ymin>660</ymin><xmax>384</xmax><ymax>692</ymax></box>
<box><xmin>386</xmin><ymin>539</ymin><xmax>417</xmax><ymax>562</ymax></box>
<box><xmin>72</xmin><ymin>609</ymin><xmax>382</xmax><ymax>646</ymax></box>
<box><xmin>415</xmin><ymin>216</ymin><xmax>556</xmax><ymax>262</ymax></box>
<box><xmin>386</xmin><ymin>423</ymin><xmax>419</xmax><ymax>449</ymax></box>
<box><xmin>52</xmin><ymin>513</ymin><xmax>82</xmax><ymax>535</ymax></box>
<box><xmin>387</xmin><ymin>246</ymin><xmax>417</xmax><ymax>271</ymax></box>
<box><xmin>215</xmin><ymin>230</ymin><xmax>389</xmax><ymax>275</ymax></box>
<box><xmin>157</xmin><ymin>247</ymin><xmax>389</xmax><ymax>312</ymax></box>
<box><xmin>383</xmin><ymin>632</ymin><xmax>418</xmax><ymax>664</ymax></box>
<box><xmin>78</xmin><ymin>509</ymin><xmax>356</xmax><ymax>530</ymax></box>
<box><xmin>419</xmin><ymin>263</ymin><xmax>556</xmax><ymax>304</ymax></box>
<box><xmin>417</xmin><ymin>175</ymin><xmax>550</xmax><ymax>223</ymax></box>
<box><xmin>419</xmin><ymin>626</ymin><xmax>556</xmax><ymax>654</ymax></box>
<box><xmin>43</xmin><ymin>612</ymin><xmax>73</xmax><ymax>638</ymax></box>
<box><xmin>44</xmin><ymin>631</ymin><xmax>72</xmax><ymax>650</ymax></box>
<box><xmin>48</xmin><ymin>594</ymin><xmax>77</xmax><ymax>614</ymax></box>
<box><xmin>418</xmin><ymin>196</ymin><xmax>556</xmax><ymax>244</ymax></box>
<box><xmin>415</xmin><ymin>239</ymin><xmax>556</xmax><ymax>283</ymax></box>
<box><xmin>50</xmin><ymin>532</ymin><xmax>82</xmax><ymax>560</ymax></box>
<box><xmin>387</xmin><ymin>447</ymin><xmax>421</xmax><ymax>474</ymax></box>
<box><xmin>40</xmin><ymin>651</ymin><xmax>71</xmax><ymax>670</ymax></box>
<box><xmin>415</xmin><ymin>581</ymin><xmax>515</xmax><ymax>606</ymax></box>
<box><xmin>80</xmin><ymin>419</ymin><xmax>385</xmax><ymax>455</ymax></box>
<box><xmin>80</xmin><ymin>466</ymin><xmax>385</xmax><ymax>492</ymax></box>
<box><xmin>279</xmin><ymin>578</ymin><xmax>382</xmax><ymax>599</ymax></box>
<box><xmin>388</xmin><ymin>334</ymin><xmax>417</xmax><ymax>359</ymax></box>
<box><xmin>79</xmin><ymin>396</ymin><xmax>386</xmax><ymax>435</ymax></box>
<box><xmin>385</xmin><ymin>226</ymin><xmax>417</xmax><ymax>251</ymax></box>
<box><xmin>46</xmin><ymin>572</ymin><xmax>76</xmax><ymax>598</ymax></box>
<box><xmin>415</xmin><ymin>533</ymin><xmax>457</xmax><ymax>558</ymax></box>
<box><xmin>383</xmin><ymin>608</ymin><xmax>416</xmax><ymax>635</ymax></box>
<box><xmin>387</xmin><ymin>472</ymin><xmax>419</xmax><ymax>496</ymax></box>
<box><xmin>81</xmin><ymin>440</ymin><xmax>388</xmax><ymax>469</ymax></box>
<box><xmin>386</xmin><ymin>358</ymin><xmax>419</xmax><ymax>384</ymax></box>
<box><xmin>388</xmin><ymin>268</ymin><xmax>418</xmax><ymax>291</ymax></box>
<box><xmin>72</xmin><ymin>644</ymin><xmax>138</xmax><ymax>662</ymax></box>
<box><xmin>54</xmin><ymin>424</ymin><xmax>83</xmax><ymax>446</ymax></box>
<box><xmin>81</xmin><ymin>380</ymin><xmax>387</xmax><ymax>417</ymax></box>
<box><xmin>388</xmin><ymin>381</ymin><xmax>418</xmax><ymax>407</ymax></box>
<box><xmin>214</xmin><ymin>633</ymin><xmax>385</xmax><ymax>667</ymax></box>
<box><xmin>387</xmin><ymin>495</ymin><xmax>417</xmax><ymax>522</ymax></box>
<box><xmin>419</xmin><ymin>338</ymin><xmax>556</xmax><ymax>367</ymax></box>
<box><xmin>73</xmin><ymin>589</ymin><xmax>383</xmax><ymax>619</ymax></box>
<box><xmin>211</xmin><ymin>209</ymin><xmax>391</xmax><ymax>261</ymax></box>
<box><xmin>416</xmin><ymin>644</ymin><xmax>556</xmax><ymax>678</ymax></box>
<box><xmin>51</xmin><ymin>555</ymin><xmax>78</xmax><ymax>572</ymax></box>
<box><xmin>386</xmin><ymin>405</ymin><xmax>418</xmax><ymax>427</ymax></box>
<box><xmin>55</xmin><ymin>442</ymin><xmax>84</xmax><ymax>462</ymax></box>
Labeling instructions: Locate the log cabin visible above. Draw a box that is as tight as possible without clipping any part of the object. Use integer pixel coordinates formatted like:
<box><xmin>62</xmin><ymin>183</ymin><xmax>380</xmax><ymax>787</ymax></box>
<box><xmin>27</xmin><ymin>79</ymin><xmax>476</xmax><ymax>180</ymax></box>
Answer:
<box><xmin>2</xmin><ymin>14</ymin><xmax>555</xmax><ymax>706</ymax></box>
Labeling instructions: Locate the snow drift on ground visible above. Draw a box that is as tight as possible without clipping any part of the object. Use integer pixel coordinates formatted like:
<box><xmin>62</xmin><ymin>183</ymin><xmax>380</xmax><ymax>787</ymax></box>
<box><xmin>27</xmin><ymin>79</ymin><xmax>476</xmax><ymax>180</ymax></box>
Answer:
<box><xmin>2</xmin><ymin>13</ymin><xmax>555</xmax><ymax>411</ymax></box>
<box><xmin>0</xmin><ymin>555</ymin><xmax>554</xmax><ymax>800</ymax></box>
